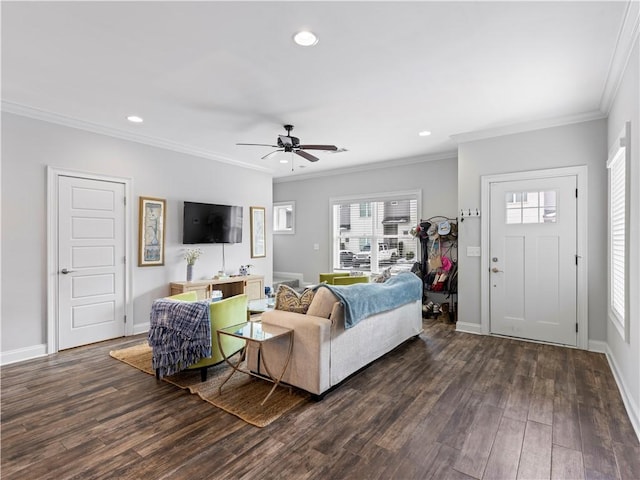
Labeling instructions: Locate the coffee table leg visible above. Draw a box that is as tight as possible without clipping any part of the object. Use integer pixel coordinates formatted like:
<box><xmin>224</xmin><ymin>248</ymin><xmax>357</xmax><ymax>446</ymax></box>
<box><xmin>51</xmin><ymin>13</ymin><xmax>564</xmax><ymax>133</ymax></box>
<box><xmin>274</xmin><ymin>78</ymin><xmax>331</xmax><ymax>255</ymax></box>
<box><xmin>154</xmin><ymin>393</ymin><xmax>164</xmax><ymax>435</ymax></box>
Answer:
<box><xmin>259</xmin><ymin>331</ymin><xmax>294</xmax><ymax>405</ymax></box>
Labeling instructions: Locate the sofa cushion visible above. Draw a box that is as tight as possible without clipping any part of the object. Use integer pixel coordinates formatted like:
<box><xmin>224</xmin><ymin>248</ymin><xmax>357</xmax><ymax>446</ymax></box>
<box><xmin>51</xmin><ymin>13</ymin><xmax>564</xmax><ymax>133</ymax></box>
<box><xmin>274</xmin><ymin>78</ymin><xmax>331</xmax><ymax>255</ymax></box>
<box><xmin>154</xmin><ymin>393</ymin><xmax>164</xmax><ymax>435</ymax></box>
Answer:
<box><xmin>275</xmin><ymin>285</ymin><xmax>315</xmax><ymax>314</ymax></box>
<box><xmin>307</xmin><ymin>287</ymin><xmax>339</xmax><ymax>318</ymax></box>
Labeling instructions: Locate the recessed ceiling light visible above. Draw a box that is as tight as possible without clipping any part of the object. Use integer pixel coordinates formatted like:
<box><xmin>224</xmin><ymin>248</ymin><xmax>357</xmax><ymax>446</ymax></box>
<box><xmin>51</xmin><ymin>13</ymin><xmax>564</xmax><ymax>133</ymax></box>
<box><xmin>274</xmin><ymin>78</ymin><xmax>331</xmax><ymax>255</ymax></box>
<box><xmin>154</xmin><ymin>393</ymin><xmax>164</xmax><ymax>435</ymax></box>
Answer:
<box><xmin>418</xmin><ymin>130</ymin><xmax>431</xmax><ymax>137</ymax></box>
<box><xmin>293</xmin><ymin>31</ymin><xmax>318</xmax><ymax>47</ymax></box>
<box><xmin>127</xmin><ymin>115</ymin><xmax>144</xmax><ymax>123</ymax></box>
<box><xmin>280</xmin><ymin>159</ymin><xmax>288</xmax><ymax>164</ymax></box>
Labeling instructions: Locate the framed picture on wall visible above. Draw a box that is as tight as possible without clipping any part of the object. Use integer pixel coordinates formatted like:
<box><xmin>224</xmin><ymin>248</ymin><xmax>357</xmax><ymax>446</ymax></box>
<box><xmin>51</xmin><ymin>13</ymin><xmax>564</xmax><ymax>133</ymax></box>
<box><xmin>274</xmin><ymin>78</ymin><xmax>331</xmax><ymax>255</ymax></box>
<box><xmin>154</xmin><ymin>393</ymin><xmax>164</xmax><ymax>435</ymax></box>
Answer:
<box><xmin>138</xmin><ymin>196</ymin><xmax>166</xmax><ymax>266</ymax></box>
<box><xmin>250</xmin><ymin>206</ymin><xmax>266</xmax><ymax>258</ymax></box>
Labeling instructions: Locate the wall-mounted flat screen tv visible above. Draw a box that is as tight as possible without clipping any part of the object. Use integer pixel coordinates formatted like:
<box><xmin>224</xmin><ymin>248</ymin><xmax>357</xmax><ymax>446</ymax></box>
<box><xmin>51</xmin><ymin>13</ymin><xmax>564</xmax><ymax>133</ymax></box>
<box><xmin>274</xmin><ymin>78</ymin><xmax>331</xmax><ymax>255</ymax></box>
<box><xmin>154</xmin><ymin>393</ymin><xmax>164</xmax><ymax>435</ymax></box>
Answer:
<box><xmin>183</xmin><ymin>201</ymin><xmax>243</xmax><ymax>244</ymax></box>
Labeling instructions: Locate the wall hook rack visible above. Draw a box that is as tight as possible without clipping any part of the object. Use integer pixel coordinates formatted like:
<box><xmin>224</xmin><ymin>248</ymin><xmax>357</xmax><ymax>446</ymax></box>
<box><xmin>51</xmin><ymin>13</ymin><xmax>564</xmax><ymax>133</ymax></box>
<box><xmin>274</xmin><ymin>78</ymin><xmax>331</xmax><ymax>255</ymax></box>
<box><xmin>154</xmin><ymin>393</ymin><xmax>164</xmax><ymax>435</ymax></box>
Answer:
<box><xmin>459</xmin><ymin>208</ymin><xmax>480</xmax><ymax>222</ymax></box>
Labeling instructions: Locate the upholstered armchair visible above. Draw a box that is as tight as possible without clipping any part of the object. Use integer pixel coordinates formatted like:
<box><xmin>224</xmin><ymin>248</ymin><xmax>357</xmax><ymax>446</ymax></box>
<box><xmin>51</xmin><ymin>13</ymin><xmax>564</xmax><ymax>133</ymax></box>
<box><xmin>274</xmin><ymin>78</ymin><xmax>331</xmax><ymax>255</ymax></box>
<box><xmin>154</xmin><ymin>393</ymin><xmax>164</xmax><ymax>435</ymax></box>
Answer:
<box><xmin>318</xmin><ymin>272</ymin><xmax>350</xmax><ymax>284</ymax></box>
<box><xmin>163</xmin><ymin>291</ymin><xmax>248</xmax><ymax>381</ymax></box>
<box><xmin>318</xmin><ymin>272</ymin><xmax>369</xmax><ymax>285</ymax></box>
<box><xmin>333</xmin><ymin>276</ymin><xmax>369</xmax><ymax>285</ymax></box>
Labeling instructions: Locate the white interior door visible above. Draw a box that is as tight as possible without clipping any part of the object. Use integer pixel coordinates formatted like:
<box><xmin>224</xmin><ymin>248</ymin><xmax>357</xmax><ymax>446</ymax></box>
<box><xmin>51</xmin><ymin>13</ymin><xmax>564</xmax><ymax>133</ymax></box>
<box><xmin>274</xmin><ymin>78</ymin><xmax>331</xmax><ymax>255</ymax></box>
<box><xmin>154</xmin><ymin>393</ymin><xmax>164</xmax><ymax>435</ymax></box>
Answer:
<box><xmin>489</xmin><ymin>175</ymin><xmax>577</xmax><ymax>346</ymax></box>
<box><xmin>58</xmin><ymin>175</ymin><xmax>126</xmax><ymax>349</ymax></box>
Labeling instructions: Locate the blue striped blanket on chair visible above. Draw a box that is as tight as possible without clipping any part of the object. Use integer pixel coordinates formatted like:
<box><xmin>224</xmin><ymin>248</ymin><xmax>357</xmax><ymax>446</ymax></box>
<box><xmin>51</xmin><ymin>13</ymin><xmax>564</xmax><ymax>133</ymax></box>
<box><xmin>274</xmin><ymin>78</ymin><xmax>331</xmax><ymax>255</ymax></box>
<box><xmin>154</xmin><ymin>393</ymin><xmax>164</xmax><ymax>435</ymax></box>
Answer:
<box><xmin>148</xmin><ymin>299</ymin><xmax>212</xmax><ymax>378</ymax></box>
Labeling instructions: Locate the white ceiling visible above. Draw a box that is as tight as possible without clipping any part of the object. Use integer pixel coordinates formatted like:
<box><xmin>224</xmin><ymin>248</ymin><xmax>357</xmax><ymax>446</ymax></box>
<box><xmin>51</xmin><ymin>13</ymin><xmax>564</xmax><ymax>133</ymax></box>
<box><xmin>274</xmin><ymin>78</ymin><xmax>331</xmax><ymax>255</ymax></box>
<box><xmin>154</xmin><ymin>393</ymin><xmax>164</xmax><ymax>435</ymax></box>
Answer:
<box><xmin>1</xmin><ymin>1</ymin><xmax>631</xmax><ymax>178</ymax></box>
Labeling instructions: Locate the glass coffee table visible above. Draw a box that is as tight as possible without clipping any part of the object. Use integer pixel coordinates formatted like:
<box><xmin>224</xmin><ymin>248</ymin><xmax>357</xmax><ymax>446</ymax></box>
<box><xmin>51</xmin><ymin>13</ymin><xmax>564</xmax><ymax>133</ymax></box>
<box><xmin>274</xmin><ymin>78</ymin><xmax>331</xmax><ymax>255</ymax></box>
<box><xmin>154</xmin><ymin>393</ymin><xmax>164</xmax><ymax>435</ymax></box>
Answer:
<box><xmin>216</xmin><ymin>321</ymin><xmax>293</xmax><ymax>405</ymax></box>
<box><xmin>247</xmin><ymin>298</ymin><xmax>275</xmax><ymax>321</ymax></box>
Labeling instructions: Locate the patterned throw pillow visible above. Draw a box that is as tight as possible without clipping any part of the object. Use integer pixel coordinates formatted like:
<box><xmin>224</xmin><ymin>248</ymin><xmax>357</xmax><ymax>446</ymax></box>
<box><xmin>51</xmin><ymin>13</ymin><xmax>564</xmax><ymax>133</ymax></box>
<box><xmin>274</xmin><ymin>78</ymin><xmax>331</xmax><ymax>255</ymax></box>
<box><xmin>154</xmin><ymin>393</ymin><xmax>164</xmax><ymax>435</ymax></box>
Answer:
<box><xmin>275</xmin><ymin>285</ymin><xmax>315</xmax><ymax>314</ymax></box>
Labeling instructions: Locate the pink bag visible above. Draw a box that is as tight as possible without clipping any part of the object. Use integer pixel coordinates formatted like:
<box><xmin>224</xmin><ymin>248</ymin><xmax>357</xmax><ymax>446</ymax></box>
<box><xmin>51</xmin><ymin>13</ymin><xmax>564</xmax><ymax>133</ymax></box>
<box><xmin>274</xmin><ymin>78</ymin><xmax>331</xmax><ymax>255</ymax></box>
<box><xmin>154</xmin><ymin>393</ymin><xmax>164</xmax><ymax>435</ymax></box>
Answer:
<box><xmin>441</xmin><ymin>256</ymin><xmax>452</xmax><ymax>272</ymax></box>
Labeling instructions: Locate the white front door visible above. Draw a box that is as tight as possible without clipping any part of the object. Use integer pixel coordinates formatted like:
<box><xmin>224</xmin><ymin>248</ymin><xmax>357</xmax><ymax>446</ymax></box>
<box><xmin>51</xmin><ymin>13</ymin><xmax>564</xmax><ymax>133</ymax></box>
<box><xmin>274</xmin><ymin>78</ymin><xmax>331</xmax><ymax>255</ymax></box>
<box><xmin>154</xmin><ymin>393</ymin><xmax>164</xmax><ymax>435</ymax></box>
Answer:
<box><xmin>58</xmin><ymin>175</ymin><xmax>126</xmax><ymax>349</ymax></box>
<box><xmin>489</xmin><ymin>175</ymin><xmax>577</xmax><ymax>346</ymax></box>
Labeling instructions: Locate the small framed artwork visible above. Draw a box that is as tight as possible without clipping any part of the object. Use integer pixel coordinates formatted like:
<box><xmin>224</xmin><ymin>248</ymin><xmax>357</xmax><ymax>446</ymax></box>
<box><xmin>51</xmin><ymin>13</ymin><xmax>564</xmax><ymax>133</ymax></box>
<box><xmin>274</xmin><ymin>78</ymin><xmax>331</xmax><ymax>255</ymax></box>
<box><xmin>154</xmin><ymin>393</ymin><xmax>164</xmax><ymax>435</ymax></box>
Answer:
<box><xmin>138</xmin><ymin>196</ymin><xmax>166</xmax><ymax>266</ymax></box>
<box><xmin>250</xmin><ymin>206</ymin><xmax>266</xmax><ymax>258</ymax></box>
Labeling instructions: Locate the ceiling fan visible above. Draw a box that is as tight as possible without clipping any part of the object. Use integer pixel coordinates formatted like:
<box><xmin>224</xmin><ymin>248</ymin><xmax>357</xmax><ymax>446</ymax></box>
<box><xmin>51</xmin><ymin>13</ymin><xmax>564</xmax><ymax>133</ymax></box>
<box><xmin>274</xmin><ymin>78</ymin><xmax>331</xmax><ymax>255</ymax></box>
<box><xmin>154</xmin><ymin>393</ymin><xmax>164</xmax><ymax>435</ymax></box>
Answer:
<box><xmin>236</xmin><ymin>124</ymin><xmax>338</xmax><ymax>162</ymax></box>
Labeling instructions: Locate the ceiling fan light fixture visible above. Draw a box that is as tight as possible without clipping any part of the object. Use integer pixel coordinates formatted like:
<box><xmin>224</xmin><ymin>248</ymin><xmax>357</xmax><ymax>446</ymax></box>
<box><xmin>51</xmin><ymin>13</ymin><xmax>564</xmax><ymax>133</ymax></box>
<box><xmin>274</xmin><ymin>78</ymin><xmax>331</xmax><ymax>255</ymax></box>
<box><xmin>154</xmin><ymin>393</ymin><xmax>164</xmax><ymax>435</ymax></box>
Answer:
<box><xmin>293</xmin><ymin>30</ymin><xmax>318</xmax><ymax>47</ymax></box>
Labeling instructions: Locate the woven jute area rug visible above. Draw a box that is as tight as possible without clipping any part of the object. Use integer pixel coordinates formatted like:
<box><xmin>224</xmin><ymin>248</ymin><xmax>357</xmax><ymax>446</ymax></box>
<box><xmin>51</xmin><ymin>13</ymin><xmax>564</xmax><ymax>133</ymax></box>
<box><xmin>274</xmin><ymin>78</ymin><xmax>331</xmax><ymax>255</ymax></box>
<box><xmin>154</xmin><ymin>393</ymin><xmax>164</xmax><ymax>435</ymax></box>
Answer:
<box><xmin>110</xmin><ymin>343</ymin><xmax>310</xmax><ymax>428</ymax></box>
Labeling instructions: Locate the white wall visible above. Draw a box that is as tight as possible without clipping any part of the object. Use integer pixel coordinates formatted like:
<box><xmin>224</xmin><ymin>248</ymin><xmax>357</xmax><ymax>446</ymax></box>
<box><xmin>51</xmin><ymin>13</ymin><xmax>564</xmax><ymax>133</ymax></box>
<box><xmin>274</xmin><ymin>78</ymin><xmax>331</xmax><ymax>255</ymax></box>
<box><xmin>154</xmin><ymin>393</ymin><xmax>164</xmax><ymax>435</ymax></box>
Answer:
<box><xmin>273</xmin><ymin>156</ymin><xmax>458</xmax><ymax>284</ymax></box>
<box><xmin>606</xmin><ymin>36</ymin><xmax>639</xmax><ymax>436</ymax></box>
<box><xmin>457</xmin><ymin>119</ymin><xmax>608</xmax><ymax>340</ymax></box>
<box><xmin>1</xmin><ymin>112</ymin><xmax>272</xmax><ymax>357</ymax></box>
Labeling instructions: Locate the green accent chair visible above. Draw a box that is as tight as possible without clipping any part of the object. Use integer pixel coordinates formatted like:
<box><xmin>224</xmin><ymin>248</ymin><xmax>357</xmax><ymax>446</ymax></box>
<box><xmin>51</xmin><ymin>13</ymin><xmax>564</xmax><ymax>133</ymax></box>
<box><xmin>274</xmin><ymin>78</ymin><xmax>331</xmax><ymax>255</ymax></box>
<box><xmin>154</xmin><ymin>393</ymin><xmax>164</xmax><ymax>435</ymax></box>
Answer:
<box><xmin>318</xmin><ymin>272</ymin><xmax>350</xmax><ymax>284</ymax></box>
<box><xmin>163</xmin><ymin>291</ymin><xmax>248</xmax><ymax>381</ymax></box>
<box><xmin>333</xmin><ymin>275</ymin><xmax>369</xmax><ymax>285</ymax></box>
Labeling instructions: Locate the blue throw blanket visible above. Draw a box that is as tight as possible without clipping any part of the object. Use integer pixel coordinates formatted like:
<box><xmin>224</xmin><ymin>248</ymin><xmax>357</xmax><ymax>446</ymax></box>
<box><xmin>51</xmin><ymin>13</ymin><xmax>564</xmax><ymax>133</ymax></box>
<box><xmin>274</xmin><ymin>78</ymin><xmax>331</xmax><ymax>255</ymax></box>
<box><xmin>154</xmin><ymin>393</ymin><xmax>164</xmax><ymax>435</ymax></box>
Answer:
<box><xmin>148</xmin><ymin>299</ymin><xmax>212</xmax><ymax>378</ymax></box>
<box><xmin>316</xmin><ymin>272</ymin><xmax>422</xmax><ymax>328</ymax></box>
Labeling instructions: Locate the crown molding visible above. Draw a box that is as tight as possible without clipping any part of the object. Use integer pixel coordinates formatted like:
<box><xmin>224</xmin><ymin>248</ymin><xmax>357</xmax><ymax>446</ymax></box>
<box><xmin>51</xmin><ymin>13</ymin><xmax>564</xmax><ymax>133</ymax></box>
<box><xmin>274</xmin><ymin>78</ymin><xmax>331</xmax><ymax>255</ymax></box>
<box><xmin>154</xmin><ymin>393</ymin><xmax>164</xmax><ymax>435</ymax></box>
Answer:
<box><xmin>1</xmin><ymin>101</ymin><xmax>271</xmax><ymax>174</ymax></box>
<box><xmin>450</xmin><ymin>110</ymin><xmax>607</xmax><ymax>145</ymax></box>
<box><xmin>600</xmin><ymin>0</ymin><xmax>640</xmax><ymax>114</ymax></box>
<box><xmin>273</xmin><ymin>150</ymin><xmax>457</xmax><ymax>184</ymax></box>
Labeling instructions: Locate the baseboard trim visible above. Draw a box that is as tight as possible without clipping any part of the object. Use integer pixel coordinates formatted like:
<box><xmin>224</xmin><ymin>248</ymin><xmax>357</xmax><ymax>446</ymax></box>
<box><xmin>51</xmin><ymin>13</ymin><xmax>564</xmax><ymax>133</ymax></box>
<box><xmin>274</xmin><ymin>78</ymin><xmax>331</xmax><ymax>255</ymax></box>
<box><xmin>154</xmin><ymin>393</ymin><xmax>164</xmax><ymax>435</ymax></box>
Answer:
<box><xmin>593</xmin><ymin>341</ymin><xmax>640</xmax><ymax>443</ymax></box>
<box><xmin>455</xmin><ymin>322</ymin><xmax>483</xmax><ymax>335</ymax></box>
<box><xmin>1</xmin><ymin>344</ymin><xmax>48</xmax><ymax>365</ymax></box>
<box><xmin>587</xmin><ymin>339</ymin><xmax>608</xmax><ymax>354</ymax></box>
<box><xmin>133</xmin><ymin>323</ymin><xmax>150</xmax><ymax>336</ymax></box>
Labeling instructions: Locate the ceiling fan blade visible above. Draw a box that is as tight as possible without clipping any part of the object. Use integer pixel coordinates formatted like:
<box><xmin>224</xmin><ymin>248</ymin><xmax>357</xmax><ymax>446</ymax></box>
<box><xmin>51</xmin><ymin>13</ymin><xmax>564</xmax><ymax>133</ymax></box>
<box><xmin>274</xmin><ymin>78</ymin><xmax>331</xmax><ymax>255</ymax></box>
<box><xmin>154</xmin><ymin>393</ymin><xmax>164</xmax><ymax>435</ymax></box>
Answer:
<box><xmin>278</xmin><ymin>135</ymin><xmax>293</xmax><ymax>147</ymax></box>
<box><xmin>295</xmin><ymin>150</ymin><xmax>319</xmax><ymax>162</ymax></box>
<box><xmin>236</xmin><ymin>143</ymin><xmax>279</xmax><ymax>147</ymax></box>
<box><xmin>261</xmin><ymin>149</ymin><xmax>283</xmax><ymax>160</ymax></box>
<box><xmin>298</xmin><ymin>144</ymin><xmax>338</xmax><ymax>151</ymax></box>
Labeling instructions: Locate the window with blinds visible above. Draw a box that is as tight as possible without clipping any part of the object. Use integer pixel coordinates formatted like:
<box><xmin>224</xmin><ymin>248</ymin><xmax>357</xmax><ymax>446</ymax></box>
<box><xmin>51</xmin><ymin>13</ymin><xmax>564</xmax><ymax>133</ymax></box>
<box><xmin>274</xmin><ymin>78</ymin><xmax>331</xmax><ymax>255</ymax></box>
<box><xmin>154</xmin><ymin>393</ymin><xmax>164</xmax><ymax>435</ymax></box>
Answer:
<box><xmin>607</xmin><ymin>123</ymin><xmax>630</xmax><ymax>341</ymax></box>
<box><xmin>330</xmin><ymin>191</ymin><xmax>420</xmax><ymax>273</ymax></box>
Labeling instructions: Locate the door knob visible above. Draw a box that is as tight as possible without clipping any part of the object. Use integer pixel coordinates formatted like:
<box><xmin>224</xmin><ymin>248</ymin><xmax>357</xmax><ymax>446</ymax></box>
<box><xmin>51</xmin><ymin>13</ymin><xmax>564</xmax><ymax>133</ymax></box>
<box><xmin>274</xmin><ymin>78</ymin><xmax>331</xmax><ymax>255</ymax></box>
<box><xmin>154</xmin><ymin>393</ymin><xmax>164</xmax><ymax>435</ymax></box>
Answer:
<box><xmin>61</xmin><ymin>268</ymin><xmax>75</xmax><ymax>274</ymax></box>
<box><xmin>491</xmin><ymin>267</ymin><xmax>503</xmax><ymax>273</ymax></box>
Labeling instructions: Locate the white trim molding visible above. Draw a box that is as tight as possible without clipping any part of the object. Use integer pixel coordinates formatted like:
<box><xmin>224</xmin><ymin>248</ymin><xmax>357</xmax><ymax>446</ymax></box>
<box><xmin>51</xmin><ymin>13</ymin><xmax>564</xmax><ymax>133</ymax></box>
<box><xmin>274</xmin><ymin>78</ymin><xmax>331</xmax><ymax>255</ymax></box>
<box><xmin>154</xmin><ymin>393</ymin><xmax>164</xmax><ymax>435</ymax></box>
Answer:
<box><xmin>133</xmin><ymin>323</ymin><xmax>150</xmax><ymax>336</ymax></box>
<box><xmin>450</xmin><ymin>111</ymin><xmax>605</xmax><ymax>145</ymax></box>
<box><xmin>591</xmin><ymin>341</ymin><xmax>640</xmax><ymax>442</ymax></box>
<box><xmin>0</xmin><ymin>344</ymin><xmax>48</xmax><ymax>366</ymax></box>
<box><xmin>455</xmin><ymin>322</ymin><xmax>483</xmax><ymax>335</ymax></box>
<box><xmin>480</xmin><ymin>166</ymin><xmax>589</xmax><ymax>349</ymax></box>
<box><xmin>3</xmin><ymin>101</ymin><xmax>270</xmax><ymax>175</ymax></box>
<box><xmin>600</xmin><ymin>0</ymin><xmax>640</xmax><ymax>113</ymax></box>
<box><xmin>274</xmin><ymin>151</ymin><xmax>457</xmax><ymax>184</ymax></box>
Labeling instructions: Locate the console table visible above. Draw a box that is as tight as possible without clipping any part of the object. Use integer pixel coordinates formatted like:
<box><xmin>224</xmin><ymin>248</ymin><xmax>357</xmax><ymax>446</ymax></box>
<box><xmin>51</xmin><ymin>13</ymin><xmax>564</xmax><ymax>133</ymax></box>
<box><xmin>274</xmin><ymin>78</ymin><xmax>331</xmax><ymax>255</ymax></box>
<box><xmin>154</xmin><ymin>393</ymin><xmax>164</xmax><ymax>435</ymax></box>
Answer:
<box><xmin>170</xmin><ymin>275</ymin><xmax>264</xmax><ymax>301</ymax></box>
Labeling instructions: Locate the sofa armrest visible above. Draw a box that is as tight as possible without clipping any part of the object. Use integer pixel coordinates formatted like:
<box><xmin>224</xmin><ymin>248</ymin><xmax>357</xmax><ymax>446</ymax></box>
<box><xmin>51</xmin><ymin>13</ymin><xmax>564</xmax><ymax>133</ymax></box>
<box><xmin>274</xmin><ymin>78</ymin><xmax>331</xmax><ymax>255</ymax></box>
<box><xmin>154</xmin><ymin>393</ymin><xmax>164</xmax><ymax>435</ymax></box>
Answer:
<box><xmin>246</xmin><ymin>310</ymin><xmax>332</xmax><ymax>395</ymax></box>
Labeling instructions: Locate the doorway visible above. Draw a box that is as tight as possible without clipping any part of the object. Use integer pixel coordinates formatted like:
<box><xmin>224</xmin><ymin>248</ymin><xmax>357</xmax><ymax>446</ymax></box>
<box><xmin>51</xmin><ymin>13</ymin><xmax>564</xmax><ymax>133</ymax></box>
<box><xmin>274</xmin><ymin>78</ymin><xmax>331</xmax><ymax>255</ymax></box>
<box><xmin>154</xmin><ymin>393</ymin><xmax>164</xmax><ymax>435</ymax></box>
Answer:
<box><xmin>480</xmin><ymin>166</ymin><xmax>588</xmax><ymax>348</ymax></box>
<box><xmin>47</xmin><ymin>168</ymin><xmax>133</xmax><ymax>352</ymax></box>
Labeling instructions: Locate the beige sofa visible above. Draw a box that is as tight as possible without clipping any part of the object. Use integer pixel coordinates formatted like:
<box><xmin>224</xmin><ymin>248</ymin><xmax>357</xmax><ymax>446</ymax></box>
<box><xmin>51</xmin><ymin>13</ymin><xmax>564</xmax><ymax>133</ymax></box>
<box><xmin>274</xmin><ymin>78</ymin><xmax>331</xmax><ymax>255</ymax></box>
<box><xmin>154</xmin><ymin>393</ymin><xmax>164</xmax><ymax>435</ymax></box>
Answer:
<box><xmin>246</xmin><ymin>286</ymin><xmax>423</xmax><ymax>397</ymax></box>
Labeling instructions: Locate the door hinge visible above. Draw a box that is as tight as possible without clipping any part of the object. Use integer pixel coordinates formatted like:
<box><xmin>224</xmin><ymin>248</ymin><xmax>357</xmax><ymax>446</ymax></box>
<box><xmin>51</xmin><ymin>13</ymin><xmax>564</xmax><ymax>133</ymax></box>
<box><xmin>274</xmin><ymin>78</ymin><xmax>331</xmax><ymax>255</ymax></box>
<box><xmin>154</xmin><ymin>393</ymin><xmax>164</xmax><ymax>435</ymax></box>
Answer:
<box><xmin>124</xmin><ymin>315</ymin><xmax>127</xmax><ymax>324</ymax></box>
<box><xmin>575</xmin><ymin>188</ymin><xmax>578</xmax><ymax>198</ymax></box>
<box><xmin>576</xmin><ymin>323</ymin><xmax>578</xmax><ymax>333</ymax></box>
<box><xmin>124</xmin><ymin>196</ymin><xmax>127</xmax><ymax>205</ymax></box>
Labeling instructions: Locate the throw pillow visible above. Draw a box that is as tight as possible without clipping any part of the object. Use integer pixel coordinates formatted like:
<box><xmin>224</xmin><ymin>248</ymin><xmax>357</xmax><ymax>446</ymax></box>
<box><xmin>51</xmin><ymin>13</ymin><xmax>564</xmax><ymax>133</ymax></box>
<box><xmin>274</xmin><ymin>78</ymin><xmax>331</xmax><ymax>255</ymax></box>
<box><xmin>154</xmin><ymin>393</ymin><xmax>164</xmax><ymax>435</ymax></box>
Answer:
<box><xmin>371</xmin><ymin>267</ymin><xmax>392</xmax><ymax>283</ymax></box>
<box><xmin>307</xmin><ymin>287</ymin><xmax>339</xmax><ymax>318</ymax></box>
<box><xmin>275</xmin><ymin>285</ymin><xmax>315</xmax><ymax>314</ymax></box>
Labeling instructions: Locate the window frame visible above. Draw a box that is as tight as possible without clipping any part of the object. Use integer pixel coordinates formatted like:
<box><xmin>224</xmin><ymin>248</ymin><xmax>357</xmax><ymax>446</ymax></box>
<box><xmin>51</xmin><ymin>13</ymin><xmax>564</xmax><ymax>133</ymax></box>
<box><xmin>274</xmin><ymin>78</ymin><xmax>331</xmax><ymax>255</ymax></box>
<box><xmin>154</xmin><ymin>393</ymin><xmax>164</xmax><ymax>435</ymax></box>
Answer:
<box><xmin>329</xmin><ymin>190</ymin><xmax>422</xmax><ymax>274</ymax></box>
<box><xmin>273</xmin><ymin>201</ymin><xmax>295</xmax><ymax>235</ymax></box>
<box><xmin>607</xmin><ymin>122</ymin><xmax>631</xmax><ymax>343</ymax></box>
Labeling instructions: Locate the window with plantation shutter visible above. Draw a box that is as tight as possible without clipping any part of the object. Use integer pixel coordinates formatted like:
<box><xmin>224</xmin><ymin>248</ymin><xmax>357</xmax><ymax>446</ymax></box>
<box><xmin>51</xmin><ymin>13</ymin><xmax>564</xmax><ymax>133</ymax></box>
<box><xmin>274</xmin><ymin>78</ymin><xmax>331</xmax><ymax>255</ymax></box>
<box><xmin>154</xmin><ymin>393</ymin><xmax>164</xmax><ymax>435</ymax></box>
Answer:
<box><xmin>607</xmin><ymin>122</ymin><xmax>630</xmax><ymax>342</ymax></box>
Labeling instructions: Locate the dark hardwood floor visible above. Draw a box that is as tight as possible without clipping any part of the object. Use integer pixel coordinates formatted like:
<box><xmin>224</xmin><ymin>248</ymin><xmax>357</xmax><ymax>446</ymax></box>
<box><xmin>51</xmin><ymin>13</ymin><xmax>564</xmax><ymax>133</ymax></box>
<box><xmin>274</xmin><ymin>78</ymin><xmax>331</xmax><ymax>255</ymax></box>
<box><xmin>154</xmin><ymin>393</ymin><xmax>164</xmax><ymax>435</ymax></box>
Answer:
<box><xmin>2</xmin><ymin>319</ymin><xmax>639</xmax><ymax>480</ymax></box>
